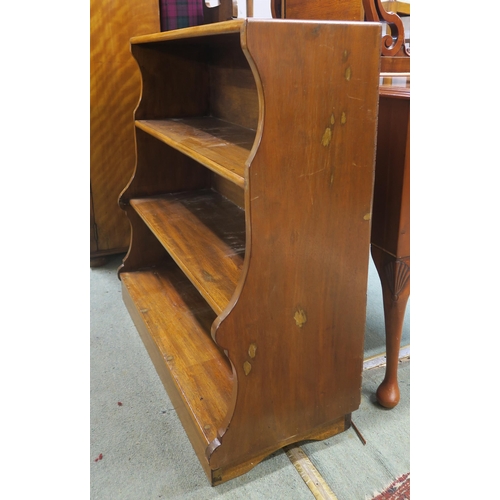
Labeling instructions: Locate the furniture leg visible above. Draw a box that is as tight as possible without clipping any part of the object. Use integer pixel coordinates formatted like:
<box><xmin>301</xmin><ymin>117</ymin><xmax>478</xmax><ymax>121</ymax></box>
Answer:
<box><xmin>371</xmin><ymin>245</ymin><xmax>410</xmax><ymax>408</ymax></box>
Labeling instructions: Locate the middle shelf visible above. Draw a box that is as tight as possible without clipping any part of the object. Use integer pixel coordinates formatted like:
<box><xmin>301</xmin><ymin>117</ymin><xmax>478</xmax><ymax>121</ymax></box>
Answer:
<box><xmin>130</xmin><ymin>189</ymin><xmax>246</xmax><ymax>315</ymax></box>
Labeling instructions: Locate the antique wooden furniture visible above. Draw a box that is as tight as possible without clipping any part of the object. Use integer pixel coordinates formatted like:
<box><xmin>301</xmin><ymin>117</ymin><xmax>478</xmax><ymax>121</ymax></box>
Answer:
<box><xmin>271</xmin><ymin>0</ymin><xmax>364</xmax><ymax>21</ymax></box>
<box><xmin>273</xmin><ymin>0</ymin><xmax>410</xmax><ymax>408</ymax></box>
<box><xmin>118</xmin><ymin>18</ymin><xmax>381</xmax><ymax>484</ymax></box>
<box><xmin>271</xmin><ymin>0</ymin><xmax>409</xmax><ymax>74</ymax></box>
<box><xmin>371</xmin><ymin>74</ymin><xmax>409</xmax><ymax>408</ymax></box>
<box><xmin>90</xmin><ymin>0</ymin><xmax>160</xmax><ymax>266</ymax></box>
<box><xmin>363</xmin><ymin>1</ymin><xmax>410</xmax><ymax>408</ymax></box>
<box><xmin>90</xmin><ymin>0</ymin><xmax>236</xmax><ymax>267</ymax></box>
<box><xmin>362</xmin><ymin>0</ymin><xmax>409</xmax><ymax>73</ymax></box>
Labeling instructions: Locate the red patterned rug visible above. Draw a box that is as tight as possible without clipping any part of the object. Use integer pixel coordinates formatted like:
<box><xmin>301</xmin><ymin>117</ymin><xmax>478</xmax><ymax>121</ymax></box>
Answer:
<box><xmin>371</xmin><ymin>473</ymin><xmax>410</xmax><ymax>499</ymax></box>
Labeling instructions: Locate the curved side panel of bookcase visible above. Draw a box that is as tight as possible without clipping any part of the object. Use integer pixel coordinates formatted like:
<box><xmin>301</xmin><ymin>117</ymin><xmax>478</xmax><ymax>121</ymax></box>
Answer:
<box><xmin>205</xmin><ymin>19</ymin><xmax>266</xmax><ymax>470</ymax></box>
<box><xmin>208</xmin><ymin>19</ymin><xmax>382</xmax><ymax>478</ymax></box>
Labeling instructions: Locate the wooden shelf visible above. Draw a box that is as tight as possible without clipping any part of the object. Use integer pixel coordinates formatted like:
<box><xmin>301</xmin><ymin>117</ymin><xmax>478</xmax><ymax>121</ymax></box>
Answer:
<box><xmin>131</xmin><ymin>19</ymin><xmax>245</xmax><ymax>44</ymax></box>
<box><xmin>121</xmin><ymin>263</ymin><xmax>233</xmax><ymax>447</ymax></box>
<box><xmin>135</xmin><ymin>118</ymin><xmax>253</xmax><ymax>188</ymax></box>
<box><xmin>119</xmin><ymin>18</ymin><xmax>382</xmax><ymax>485</ymax></box>
<box><xmin>130</xmin><ymin>189</ymin><xmax>246</xmax><ymax>315</ymax></box>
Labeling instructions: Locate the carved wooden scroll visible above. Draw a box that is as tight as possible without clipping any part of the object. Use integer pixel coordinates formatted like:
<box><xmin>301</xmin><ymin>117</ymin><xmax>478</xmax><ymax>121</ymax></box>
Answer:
<box><xmin>271</xmin><ymin>0</ymin><xmax>410</xmax><ymax>73</ymax></box>
<box><xmin>363</xmin><ymin>0</ymin><xmax>409</xmax><ymax>57</ymax></box>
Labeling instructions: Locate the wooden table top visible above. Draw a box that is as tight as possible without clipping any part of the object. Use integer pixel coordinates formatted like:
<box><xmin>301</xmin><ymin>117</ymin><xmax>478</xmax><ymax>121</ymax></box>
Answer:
<box><xmin>380</xmin><ymin>73</ymin><xmax>410</xmax><ymax>98</ymax></box>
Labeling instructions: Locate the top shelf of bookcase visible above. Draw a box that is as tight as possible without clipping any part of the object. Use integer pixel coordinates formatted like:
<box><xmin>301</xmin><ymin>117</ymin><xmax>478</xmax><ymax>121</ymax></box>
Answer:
<box><xmin>135</xmin><ymin>117</ymin><xmax>252</xmax><ymax>188</ymax></box>
<box><xmin>131</xmin><ymin>19</ymin><xmax>245</xmax><ymax>45</ymax></box>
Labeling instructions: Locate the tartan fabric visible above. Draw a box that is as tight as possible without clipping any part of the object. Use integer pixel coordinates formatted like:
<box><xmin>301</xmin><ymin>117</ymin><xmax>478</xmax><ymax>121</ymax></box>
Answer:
<box><xmin>160</xmin><ymin>0</ymin><xmax>204</xmax><ymax>31</ymax></box>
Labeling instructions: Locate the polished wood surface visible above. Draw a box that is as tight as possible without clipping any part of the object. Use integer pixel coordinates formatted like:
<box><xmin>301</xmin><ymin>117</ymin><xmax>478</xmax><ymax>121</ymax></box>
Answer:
<box><xmin>135</xmin><ymin>118</ymin><xmax>252</xmax><ymax>187</ymax></box>
<box><xmin>275</xmin><ymin>0</ymin><xmax>410</xmax><ymax>409</ymax></box>
<box><xmin>271</xmin><ymin>0</ymin><xmax>363</xmax><ymax>20</ymax></box>
<box><xmin>371</xmin><ymin>74</ymin><xmax>410</xmax><ymax>408</ymax></box>
<box><xmin>362</xmin><ymin>0</ymin><xmax>409</xmax><ymax>72</ymax></box>
<box><xmin>273</xmin><ymin>0</ymin><xmax>410</xmax><ymax>72</ymax></box>
<box><xmin>130</xmin><ymin>190</ymin><xmax>246</xmax><ymax>315</ymax></box>
<box><xmin>119</xmin><ymin>19</ymin><xmax>381</xmax><ymax>484</ymax></box>
<box><xmin>121</xmin><ymin>263</ymin><xmax>230</xmax><ymax>427</ymax></box>
<box><xmin>90</xmin><ymin>0</ymin><xmax>159</xmax><ymax>263</ymax></box>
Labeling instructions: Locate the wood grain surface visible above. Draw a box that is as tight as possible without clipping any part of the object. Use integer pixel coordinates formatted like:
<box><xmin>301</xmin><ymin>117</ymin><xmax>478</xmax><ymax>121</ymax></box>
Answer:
<box><xmin>119</xmin><ymin>18</ymin><xmax>381</xmax><ymax>484</ymax></box>
<box><xmin>90</xmin><ymin>0</ymin><xmax>159</xmax><ymax>258</ymax></box>
<box><xmin>130</xmin><ymin>190</ymin><xmax>246</xmax><ymax>314</ymax></box>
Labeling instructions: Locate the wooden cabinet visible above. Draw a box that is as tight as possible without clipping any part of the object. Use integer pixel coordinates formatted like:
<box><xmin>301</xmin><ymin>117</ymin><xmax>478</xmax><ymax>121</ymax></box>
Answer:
<box><xmin>90</xmin><ymin>0</ymin><xmax>160</xmax><ymax>265</ymax></box>
<box><xmin>118</xmin><ymin>18</ymin><xmax>381</xmax><ymax>485</ymax></box>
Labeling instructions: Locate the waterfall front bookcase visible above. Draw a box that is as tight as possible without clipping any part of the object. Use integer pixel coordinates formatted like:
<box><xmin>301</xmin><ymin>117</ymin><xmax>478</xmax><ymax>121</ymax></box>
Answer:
<box><xmin>118</xmin><ymin>18</ymin><xmax>381</xmax><ymax>485</ymax></box>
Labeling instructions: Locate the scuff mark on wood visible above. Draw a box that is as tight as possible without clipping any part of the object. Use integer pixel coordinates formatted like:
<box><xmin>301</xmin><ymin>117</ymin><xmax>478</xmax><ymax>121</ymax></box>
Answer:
<box><xmin>248</xmin><ymin>343</ymin><xmax>257</xmax><ymax>358</ymax></box>
<box><xmin>243</xmin><ymin>361</ymin><xmax>252</xmax><ymax>375</ymax></box>
<box><xmin>321</xmin><ymin>127</ymin><xmax>332</xmax><ymax>147</ymax></box>
<box><xmin>294</xmin><ymin>309</ymin><xmax>307</xmax><ymax>328</ymax></box>
<box><xmin>299</xmin><ymin>168</ymin><xmax>326</xmax><ymax>178</ymax></box>
<box><xmin>202</xmin><ymin>270</ymin><xmax>215</xmax><ymax>282</ymax></box>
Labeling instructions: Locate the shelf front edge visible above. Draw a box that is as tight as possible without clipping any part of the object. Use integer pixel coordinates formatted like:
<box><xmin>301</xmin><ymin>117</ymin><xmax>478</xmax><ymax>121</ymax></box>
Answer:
<box><xmin>130</xmin><ymin>19</ymin><xmax>246</xmax><ymax>44</ymax></box>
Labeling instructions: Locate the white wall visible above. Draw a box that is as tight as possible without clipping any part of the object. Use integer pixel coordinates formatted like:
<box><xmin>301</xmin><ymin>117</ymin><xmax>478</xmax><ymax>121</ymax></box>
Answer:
<box><xmin>237</xmin><ymin>0</ymin><xmax>272</xmax><ymax>18</ymax></box>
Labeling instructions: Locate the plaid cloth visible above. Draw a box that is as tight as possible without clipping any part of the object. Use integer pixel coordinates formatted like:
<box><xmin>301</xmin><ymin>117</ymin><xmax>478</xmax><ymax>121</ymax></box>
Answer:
<box><xmin>160</xmin><ymin>0</ymin><xmax>204</xmax><ymax>31</ymax></box>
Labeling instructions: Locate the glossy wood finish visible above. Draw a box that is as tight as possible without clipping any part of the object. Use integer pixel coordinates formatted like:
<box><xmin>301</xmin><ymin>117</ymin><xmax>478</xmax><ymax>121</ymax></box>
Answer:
<box><xmin>271</xmin><ymin>0</ymin><xmax>363</xmax><ymax>20</ymax></box>
<box><xmin>90</xmin><ymin>0</ymin><xmax>159</xmax><ymax>264</ymax></box>
<box><xmin>119</xmin><ymin>19</ymin><xmax>381</xmax><ymax>484</ymax></box>
<box><xmin>275</xmin><ymin>0</ymin><xmax>410</xmax><ymax>409</ymax></box>
<box><xmin>371</xmin><ymin>75</ymin><xmax>410</xmax><ymax>408</ymax></box>
<box><xmin>273</xmin><ymin>0</ymin><xmax>410</xmax><ymax>73</ymax></box>
<box><xmin>130</xmin><ymin>191</ymin><xmax>245</xmax><ymax>315</ymax></box>
<box><xmin>135</xmin><ymin>118</ymin><xmax>251</xmax><ymax>187</ymax></box>
<box><xmin>121</xmin><ymin>263</ymin><xmax>230</xmax><ymax>425</ymax></box>
<box><xmin>362</xmin><ymin>0</ymin><xmax>409</xmax><ymax>72</ymax></box>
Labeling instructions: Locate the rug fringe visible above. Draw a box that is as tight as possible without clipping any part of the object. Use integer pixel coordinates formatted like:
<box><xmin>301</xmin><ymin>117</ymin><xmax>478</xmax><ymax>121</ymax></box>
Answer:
<box><xmin>367</xmin><ymin>472</ymin><xmax>410</xmax><ymax>500</ymax></box>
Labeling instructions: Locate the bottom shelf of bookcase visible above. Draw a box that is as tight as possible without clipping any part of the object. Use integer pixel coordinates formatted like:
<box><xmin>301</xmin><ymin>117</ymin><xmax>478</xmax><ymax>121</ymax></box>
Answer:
<box><xmin>120</xmin><ymin>261</ymin><xmax>355</xmax><ymax>485</ymax></box>
<box><xmin>120</xmin><ymin>263</ymin><xmax>234</xmax><ymax>456</ymax></box>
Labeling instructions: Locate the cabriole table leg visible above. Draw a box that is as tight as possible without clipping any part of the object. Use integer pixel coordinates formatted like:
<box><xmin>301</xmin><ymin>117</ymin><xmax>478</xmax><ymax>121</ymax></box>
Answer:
<box><xmin>371</xmin><ymin>245</ymin><xmax>410</xmax><ymax>409</ymax></box>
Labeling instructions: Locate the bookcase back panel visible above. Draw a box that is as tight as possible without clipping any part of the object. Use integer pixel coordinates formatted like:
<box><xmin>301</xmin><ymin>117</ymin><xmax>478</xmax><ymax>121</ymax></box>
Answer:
<box><xmin>121</xmin><ymin>128</ymin><xmax>211</xmax><ymax>201</ymax></box>
<box><xmin>133</xmin><ymin>43</ymin><xmax>210</xmax><ymax>119</ymax></box>
<box><xmin>211</xmin><ymin>173</ymin><xmax>245</xmax><ymax>209</ymax></box>
<box><xmin>208</xmin><ymin>40</ymin><xmax>259</xmax><ymax>130</ymax></box>
<box><xmin>133</xmin><ymin>34</ymin><xmax>258</xmax><ymax>131</ymax></box>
